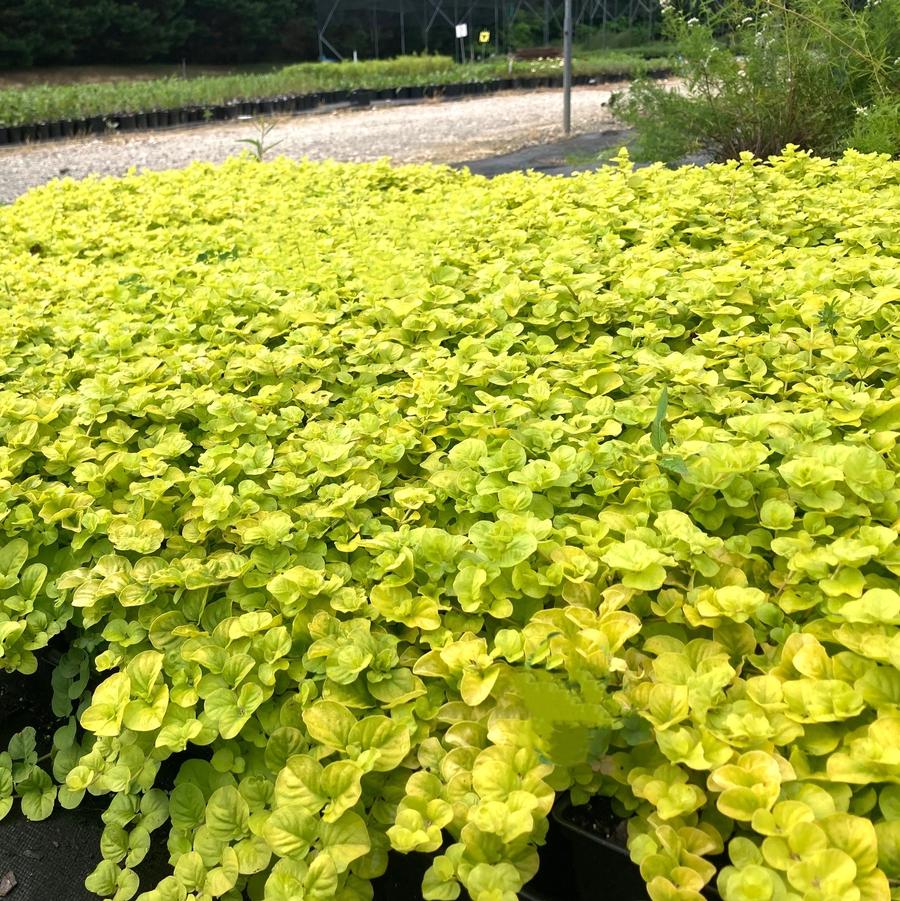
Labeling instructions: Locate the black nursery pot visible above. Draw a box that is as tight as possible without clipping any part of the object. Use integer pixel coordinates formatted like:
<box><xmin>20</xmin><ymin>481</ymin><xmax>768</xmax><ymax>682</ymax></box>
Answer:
<box><xmin>371</xmin><ymin>850</ymin><xmax>432</xmax><ymax>901</ymax></box>
<box><xmin>554</xmin><ymin>798</ymin><xmax>723</xmax><ymax>901</ymax></box>
<box><xmin>553</xmin><ymin>797</ymin><xmax>650</xmax><ymax>901</ymax></box>
<box><xmin>348</xmin><ymin>88</ymin><xmax>373</xmax><ymax>106</ymax></box>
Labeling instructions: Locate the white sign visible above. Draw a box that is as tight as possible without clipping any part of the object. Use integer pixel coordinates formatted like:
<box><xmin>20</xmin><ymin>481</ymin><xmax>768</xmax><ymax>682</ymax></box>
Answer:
<box><xmin>455</xmin><ymin>23</ymin><xmax>468</xmax><ymax>38</ymax></box>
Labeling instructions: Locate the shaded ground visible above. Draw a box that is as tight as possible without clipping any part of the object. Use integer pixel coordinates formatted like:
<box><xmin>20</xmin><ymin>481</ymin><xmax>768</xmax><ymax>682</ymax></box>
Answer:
<box><xmin>456</xmin><ymin>127</ymin><xmax>713</xmax><ymax>177</ymax></box>
<box><xmin>455</xmin><ymin>127</ymin><xmax>634</xmax><ymax>176</ymax></box>
<box><xmin>0</xmin><ymin>86</ymin><xmax>640</xmax><ymax>203</ymax></box>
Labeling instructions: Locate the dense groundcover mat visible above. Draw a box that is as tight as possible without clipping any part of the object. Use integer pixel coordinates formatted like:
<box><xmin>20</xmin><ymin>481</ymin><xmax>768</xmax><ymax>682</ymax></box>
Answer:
<box><xmin>0</xmin><ymin>150</ymin><xmax>899</xmax><ymax>901</ymax></box>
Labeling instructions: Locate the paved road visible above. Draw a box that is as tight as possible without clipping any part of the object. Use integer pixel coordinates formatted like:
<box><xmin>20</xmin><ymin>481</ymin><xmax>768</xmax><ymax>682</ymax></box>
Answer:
<box><xmin>0</xmin><ymin>86</ymin><xmax>627</xmax><ymax>203</ymax></box>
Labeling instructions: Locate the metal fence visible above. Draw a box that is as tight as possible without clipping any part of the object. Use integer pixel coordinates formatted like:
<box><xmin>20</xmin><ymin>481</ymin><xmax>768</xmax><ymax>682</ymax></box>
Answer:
<box><xmin>315</xmin><ymin>0</ymin><xmax>658</xmax><ymax>60</ymax></box>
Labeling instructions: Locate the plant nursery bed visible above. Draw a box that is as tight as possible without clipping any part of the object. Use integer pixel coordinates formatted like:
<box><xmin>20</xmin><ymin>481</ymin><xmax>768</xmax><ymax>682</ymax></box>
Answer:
<box><xmin>0</xmin><ymin>68</ymin><xmax>672</xmax><ymax>147</ymax></box>
<box><xmin>1</xmin><ymin>153</ymin><xmax>899</xmax><ymax>901</ymax></box>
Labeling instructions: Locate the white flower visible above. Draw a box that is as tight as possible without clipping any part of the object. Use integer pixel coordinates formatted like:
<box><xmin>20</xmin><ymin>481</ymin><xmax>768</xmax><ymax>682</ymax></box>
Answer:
<box><xmin>687</xmin><ymin>16</ymin><xmax>699</xmax><ymax>25</ymax></box>
<box><xmin>741</xmin><ymin>16</ymin><xmax>753</xmax><ymax>23</ymax></box>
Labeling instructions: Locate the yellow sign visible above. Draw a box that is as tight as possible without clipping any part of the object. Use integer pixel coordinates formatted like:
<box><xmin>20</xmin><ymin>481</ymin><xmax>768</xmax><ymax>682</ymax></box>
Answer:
<box><xmin>479</xmin><ymin>30</ymin><xmax>490</xmax><ymax>43</ymax></box>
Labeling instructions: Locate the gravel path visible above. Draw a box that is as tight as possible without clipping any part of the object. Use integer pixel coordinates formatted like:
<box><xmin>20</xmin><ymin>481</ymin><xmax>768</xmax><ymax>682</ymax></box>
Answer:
<box><xmin>0</xmin><ymin>86</ymin><xmax>626</xmax><ymax>203</ymax></box>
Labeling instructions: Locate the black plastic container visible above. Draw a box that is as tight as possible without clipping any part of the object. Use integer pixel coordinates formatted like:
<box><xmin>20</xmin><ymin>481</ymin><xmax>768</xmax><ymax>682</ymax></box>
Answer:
<box><xmin>554</xmin><ymin>798</ymin><xmax>723</xmax><ymax>901</ymax></box>
<box><xmin>554</xmin><ymin>798</ymin><xmax>650</xmax><ymax>901</ymax></box>
<box><xmin>349</xmin><ymin>88</ymin><xmax>373</xmax><ymax>106</ymax></box>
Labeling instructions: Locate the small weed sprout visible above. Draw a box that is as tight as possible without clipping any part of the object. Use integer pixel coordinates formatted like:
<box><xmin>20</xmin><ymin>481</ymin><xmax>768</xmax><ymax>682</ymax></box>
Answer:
<box><xmin>236</xmin><ymin>119</ymin><xmax>284</xmax><ymax>162</ymax></box>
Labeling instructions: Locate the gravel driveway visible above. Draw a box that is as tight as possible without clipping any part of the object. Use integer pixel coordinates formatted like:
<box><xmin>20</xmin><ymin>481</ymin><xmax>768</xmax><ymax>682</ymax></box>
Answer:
<box><xmin>0</xmin><ymin>86</ymin><xmax>625</xmax><ymax>203</ymax></box>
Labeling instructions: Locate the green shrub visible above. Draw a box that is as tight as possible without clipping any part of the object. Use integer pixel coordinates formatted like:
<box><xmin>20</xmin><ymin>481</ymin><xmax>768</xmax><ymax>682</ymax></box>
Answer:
<box><xmin>0</xmin><ymin>150</ymin><xmax>899</xmax><ymax>901</ymax></box>
<box><xmin>612</xmin><ymin>0</ymin><xmax>900</xmax><ymax>161</ymax></box>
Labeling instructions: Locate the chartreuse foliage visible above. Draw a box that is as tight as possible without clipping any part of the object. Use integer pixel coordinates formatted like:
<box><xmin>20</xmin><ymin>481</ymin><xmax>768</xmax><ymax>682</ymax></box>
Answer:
<box><xmin>0</xmin><ymin>148</ymin><xmax>900</xmax><ymax>901</ymax></box>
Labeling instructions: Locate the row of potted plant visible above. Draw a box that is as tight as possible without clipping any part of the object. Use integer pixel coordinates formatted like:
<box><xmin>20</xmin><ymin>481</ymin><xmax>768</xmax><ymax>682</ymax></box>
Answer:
<box><xmin>0</xmin><ymin>72</ymin><xmax>672</xmax><ymax>147</ymax></box>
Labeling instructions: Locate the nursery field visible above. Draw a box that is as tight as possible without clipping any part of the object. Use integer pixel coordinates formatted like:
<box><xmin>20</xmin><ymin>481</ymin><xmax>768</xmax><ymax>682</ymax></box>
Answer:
<box><xmin>0</xmin><ymin>150</ymin><xmax>899</xmax><ymax>901</ymax></box>
<box><xmin>0</xmin><ymin>50</ymin><xmax>670</xmax><ymax>130</ymax></box>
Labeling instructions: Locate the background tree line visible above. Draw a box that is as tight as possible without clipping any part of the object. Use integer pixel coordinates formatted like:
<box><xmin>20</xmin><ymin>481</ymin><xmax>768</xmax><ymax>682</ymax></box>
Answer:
<box><xmin>0</xmin><ymin>0</ymin><xmax>319</xmax><ymax>67</ymax></box>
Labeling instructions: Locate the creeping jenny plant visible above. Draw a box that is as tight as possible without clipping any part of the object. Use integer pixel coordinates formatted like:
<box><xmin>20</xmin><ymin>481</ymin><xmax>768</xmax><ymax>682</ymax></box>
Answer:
<box><xmin>0</xmin><ymin>149</ymin><xmax>899</xmax><ymax>901</ymax></box>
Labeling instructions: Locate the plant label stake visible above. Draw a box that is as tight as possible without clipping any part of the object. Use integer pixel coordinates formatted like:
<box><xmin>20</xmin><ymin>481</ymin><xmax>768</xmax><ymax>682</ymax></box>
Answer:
<box><xmin>455</xmin><ymin>23</ymin><xmax>468</xmax><ymax>64</ymax></box>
